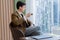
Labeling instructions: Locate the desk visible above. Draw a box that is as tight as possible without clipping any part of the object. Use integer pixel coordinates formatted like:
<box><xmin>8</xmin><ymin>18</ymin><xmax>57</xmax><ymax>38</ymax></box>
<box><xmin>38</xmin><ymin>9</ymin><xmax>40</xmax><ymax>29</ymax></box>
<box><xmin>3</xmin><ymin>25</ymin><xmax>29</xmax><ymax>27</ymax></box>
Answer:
<box><xmin>21</xmin><ymin>33</ymin><xmax>60</xmax><ymax>40</ymax></box>
<box><xmin>31</xmin><ymin>33</ymin><xmax>60</xmax><ymax>40</ymax></box>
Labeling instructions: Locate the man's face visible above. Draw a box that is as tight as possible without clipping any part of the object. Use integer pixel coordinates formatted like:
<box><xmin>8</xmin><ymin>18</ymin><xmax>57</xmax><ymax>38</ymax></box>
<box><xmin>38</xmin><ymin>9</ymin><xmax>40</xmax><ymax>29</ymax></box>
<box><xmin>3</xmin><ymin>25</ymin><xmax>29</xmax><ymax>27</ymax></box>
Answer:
<box><xmin>19</xmin><ymin>5</ymin><xmax>26</xmax><ymax>12</ymax></box>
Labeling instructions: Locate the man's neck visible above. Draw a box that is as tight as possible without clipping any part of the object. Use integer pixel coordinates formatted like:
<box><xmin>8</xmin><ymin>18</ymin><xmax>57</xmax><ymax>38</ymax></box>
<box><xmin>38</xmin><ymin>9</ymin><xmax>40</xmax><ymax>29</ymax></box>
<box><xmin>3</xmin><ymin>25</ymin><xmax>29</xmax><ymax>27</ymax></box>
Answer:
<box><xmin>17</xmin><ymin>10</ymin><xmax>23</xmax><ymax>14</ymax></box>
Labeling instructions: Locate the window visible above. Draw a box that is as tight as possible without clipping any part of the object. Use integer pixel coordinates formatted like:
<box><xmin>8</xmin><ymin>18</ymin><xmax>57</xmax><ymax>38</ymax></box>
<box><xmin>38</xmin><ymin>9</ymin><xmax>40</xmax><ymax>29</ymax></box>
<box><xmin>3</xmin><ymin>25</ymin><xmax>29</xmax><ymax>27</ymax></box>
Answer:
<box><xmin>26</xmin><ymin>0</ymin><xmax>60</xmax><ymax>33</ymax></box>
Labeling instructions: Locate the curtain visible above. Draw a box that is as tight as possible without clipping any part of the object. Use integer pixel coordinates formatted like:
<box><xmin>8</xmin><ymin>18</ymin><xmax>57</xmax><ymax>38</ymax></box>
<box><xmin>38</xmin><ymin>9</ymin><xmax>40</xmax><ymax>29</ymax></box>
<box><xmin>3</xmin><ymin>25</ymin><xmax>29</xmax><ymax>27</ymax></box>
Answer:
<box><xmin>0</xmin><ymin>0</ymin><xmax>14</xmax><ymax>40</ymax></box>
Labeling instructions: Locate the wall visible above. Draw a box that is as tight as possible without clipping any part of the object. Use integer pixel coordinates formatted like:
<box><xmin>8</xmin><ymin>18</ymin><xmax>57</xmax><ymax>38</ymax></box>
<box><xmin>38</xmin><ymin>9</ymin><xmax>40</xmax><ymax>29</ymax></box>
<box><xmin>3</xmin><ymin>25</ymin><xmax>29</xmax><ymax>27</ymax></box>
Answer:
<box><xmin>0</xmin><ymin>0</ymin><xmax>14</xmax><ymax>40</ymax></box>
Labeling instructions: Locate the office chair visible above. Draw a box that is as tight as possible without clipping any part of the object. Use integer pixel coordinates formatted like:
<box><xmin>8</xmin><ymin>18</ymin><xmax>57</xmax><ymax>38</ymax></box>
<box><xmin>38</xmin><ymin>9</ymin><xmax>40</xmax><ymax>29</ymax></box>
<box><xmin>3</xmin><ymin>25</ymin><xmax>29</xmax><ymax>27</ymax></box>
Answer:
<box><xmin>9</xmin><ymin>24</ymin><xmax>25</xmax><ymax>40</ymax></box>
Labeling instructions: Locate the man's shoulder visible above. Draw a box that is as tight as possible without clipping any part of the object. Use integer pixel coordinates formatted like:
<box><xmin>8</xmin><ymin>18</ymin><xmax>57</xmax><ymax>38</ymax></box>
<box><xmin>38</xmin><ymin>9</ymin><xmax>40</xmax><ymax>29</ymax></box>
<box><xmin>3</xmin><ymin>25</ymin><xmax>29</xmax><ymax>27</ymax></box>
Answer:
<box><xmin>12</xmin><ymin>11</ymin><xmax>18</xmax><ymax>16</ymax></box>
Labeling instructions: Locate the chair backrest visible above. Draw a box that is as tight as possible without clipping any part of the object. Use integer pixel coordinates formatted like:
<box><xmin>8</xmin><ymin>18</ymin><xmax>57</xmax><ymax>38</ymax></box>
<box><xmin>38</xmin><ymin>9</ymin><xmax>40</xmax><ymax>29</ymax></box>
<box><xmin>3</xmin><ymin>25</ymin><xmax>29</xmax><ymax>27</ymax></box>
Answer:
<box><xmin>9</xmin><ymin>24</ymin><xmax>25</xmax><ymax>40</ymax></box>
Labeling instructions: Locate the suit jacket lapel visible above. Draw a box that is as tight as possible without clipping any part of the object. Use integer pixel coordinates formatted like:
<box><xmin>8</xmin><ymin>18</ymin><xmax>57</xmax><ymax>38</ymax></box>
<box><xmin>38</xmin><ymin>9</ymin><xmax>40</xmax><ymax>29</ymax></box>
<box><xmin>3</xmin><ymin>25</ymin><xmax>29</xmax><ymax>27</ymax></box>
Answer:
<box><xmin>16</xmin><ymin>11</ymin><xmax>21</xmax><ymax>17</ymax></box>
<box><xmin>16</xmin><ymin>11</ymin><xmax>25</xmax><ymax>21</ymax></box>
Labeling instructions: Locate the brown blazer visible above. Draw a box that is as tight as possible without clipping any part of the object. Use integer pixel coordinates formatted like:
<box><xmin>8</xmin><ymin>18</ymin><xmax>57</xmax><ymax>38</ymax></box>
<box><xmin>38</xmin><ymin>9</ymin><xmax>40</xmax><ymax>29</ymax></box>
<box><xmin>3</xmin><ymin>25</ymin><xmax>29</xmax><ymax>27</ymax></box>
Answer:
<box><xmin>10</xmin><ymin>11</ymin><xmax>31</xmax><ymax>35</ymax></box>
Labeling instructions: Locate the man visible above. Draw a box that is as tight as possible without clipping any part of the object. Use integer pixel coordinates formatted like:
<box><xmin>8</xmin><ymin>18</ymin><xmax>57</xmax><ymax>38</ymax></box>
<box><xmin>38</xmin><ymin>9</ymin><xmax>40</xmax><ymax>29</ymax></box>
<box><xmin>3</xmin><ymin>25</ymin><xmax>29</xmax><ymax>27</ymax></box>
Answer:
<box><xmin>11</xmin><ymin>1</ymin><xmax>32</xmax><ymax>35</ymax></box>
<box><xmin>10</xmin><ymin>1</ymin><xmax>40</xmax><ymax>39</ymax></box>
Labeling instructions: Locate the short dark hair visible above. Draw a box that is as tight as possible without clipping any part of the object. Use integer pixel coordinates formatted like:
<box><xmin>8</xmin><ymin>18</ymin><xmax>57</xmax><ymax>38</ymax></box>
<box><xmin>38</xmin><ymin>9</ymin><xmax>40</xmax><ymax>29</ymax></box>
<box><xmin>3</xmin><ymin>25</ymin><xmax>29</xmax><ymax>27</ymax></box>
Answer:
<box><xmin>16</xmin><ymin>1</ymin><xmax>26</xmax><ymax>9</ymax></box>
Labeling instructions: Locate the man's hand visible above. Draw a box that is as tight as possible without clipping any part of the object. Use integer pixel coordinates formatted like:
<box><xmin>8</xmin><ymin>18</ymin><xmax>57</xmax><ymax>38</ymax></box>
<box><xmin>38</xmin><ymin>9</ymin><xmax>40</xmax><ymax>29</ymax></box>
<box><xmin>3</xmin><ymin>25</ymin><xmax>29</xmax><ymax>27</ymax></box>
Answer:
<box><xmin>25</xmin><ymin>13</ymin><xmax>32</xmax><ymax>18</ymax></box>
